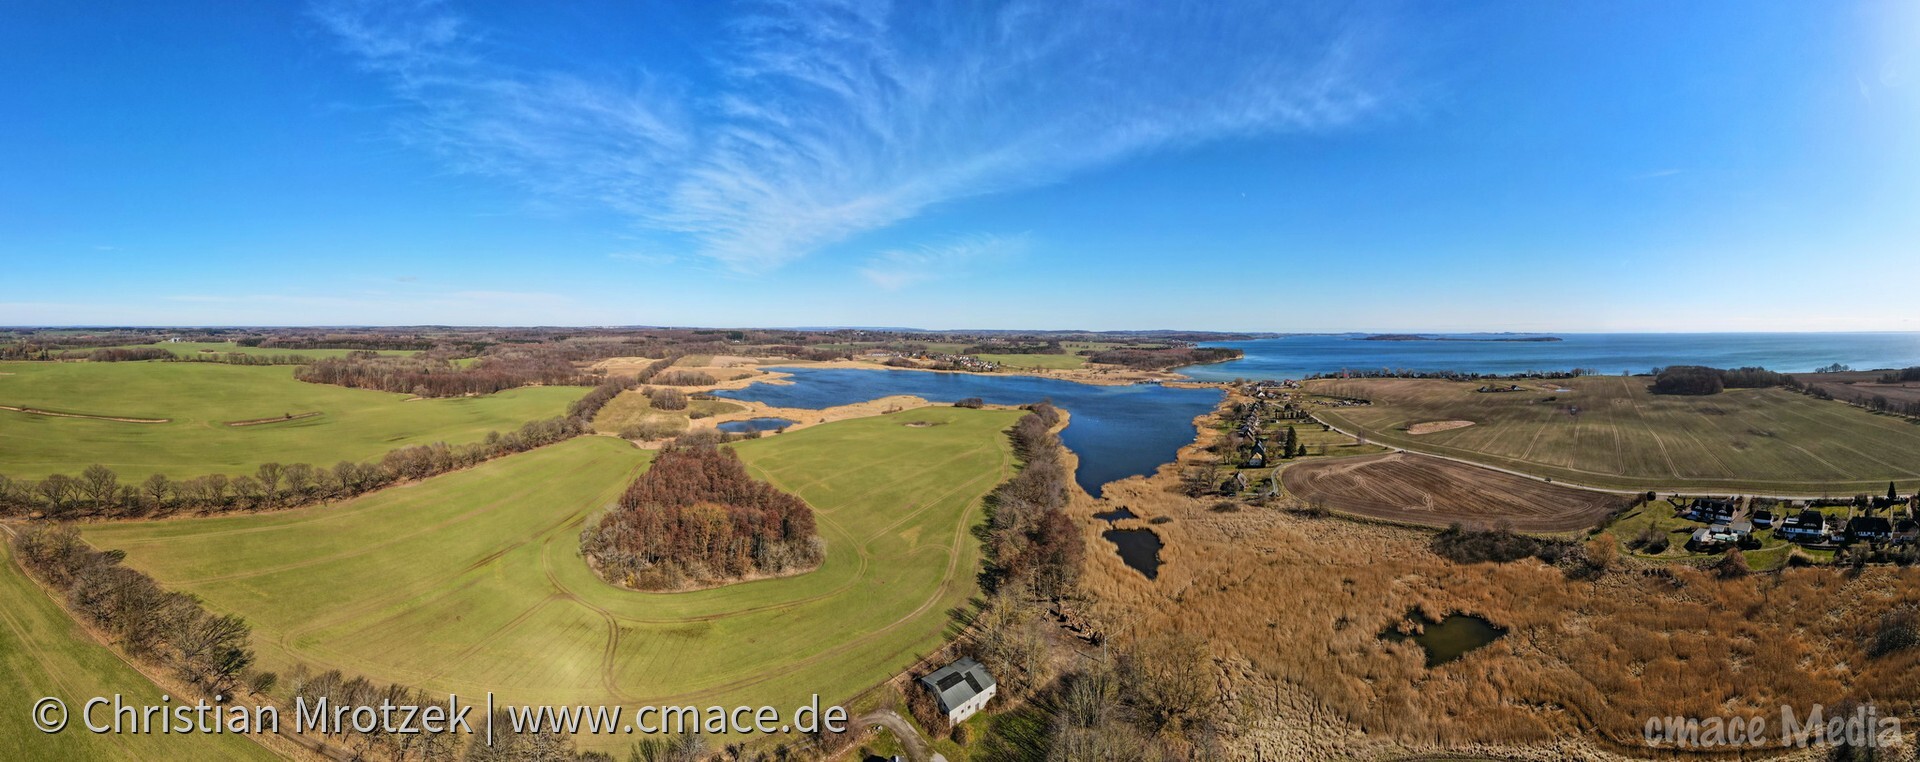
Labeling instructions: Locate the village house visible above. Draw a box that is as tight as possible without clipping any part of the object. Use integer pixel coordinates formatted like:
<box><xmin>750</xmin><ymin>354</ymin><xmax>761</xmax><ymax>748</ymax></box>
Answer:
<box><xmin>1776</xmin><ymin>511</ymin><xmax>1830</xmax><ymax>544</ymax></box>
<box><xmin>919</xmin><ymin>656</ymin><xmax>997</xmax><ymax>725</ymax></box>
<box><xmin>1682</xmin><ymin>498</ymin><xmax>1738</xmax><ymax>524</ymax></box>
<box><xmin>1847</xmin><ymin>515</ymin><xmax>1894</xmax><ymax>543</ymax></box>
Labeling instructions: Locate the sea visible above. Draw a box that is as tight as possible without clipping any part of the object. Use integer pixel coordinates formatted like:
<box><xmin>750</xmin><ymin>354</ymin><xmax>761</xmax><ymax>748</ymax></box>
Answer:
<box><xmin>1180</xmin><ymin>332</ymin><xmax>1920</xmax><ymax>382</ymax></box>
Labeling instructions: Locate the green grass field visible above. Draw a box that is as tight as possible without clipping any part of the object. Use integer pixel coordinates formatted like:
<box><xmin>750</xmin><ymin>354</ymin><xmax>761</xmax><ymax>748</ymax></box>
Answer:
<box><xmin>80</xmin><ymin>407</ymin><xmax>1018</xmax><ymax>751</ymax></box>
<box><xmin>0</xmin><ymin>537</ymin><xmax>276</xmax><ymax>761</ymax></box>
<box><xmin>0</xmin><ymin>361</ymin><xmax>584</xmax><ymax>480</ymax></box>
<box><xmin>90</xmin><ymin>341</ymin><xmax>418</xmax><ymax>360</ymax></box>
<box><xmin>973</xmin><ymin>353</ymin><xmax>1087</xmax><ymax>370</ymax></box>
<box><xmin>1309</xmin><ymin>376</ymin><xmax>1920</xmax><ymax>493</ymax></box>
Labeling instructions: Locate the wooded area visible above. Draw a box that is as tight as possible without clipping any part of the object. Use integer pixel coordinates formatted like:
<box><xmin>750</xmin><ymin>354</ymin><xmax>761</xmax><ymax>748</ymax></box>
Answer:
<box><xmin>581</xmin><ymin>442</ymin><xmax>823</xmax><ymax>590</ymax></box>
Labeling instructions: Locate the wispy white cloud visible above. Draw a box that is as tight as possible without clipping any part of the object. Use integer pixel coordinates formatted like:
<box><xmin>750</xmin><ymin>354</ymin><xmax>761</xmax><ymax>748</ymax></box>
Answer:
<box><xmin>859</xmin><ymin>233</ymin><xmax>1026</xmax><ymax>290</ymax></box>
<box><xmin>1635</xmin><ymin>168</ymin><xmax>1684</xmax><ymax>179</ymax></box>
<box><xmin>313</xmin><ymin>0</ymin><xmax>1402</xmax><ymax>271</ymax></box>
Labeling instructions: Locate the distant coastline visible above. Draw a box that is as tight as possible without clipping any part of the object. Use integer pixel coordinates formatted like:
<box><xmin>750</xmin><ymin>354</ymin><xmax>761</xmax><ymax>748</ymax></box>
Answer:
<box><xmin>1359</xmin><ymin>334</ymin><xmax>1563</xmax><ymax>343</ymax></box>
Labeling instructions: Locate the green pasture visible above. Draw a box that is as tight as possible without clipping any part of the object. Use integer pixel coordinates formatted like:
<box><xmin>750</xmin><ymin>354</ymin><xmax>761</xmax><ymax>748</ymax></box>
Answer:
<box><xmin>0</xmin><ymin>361</ymin><xmax>583</xmax><ymax>480</ymax></box>
<box><xmin>82</xmin><ymin>406</ymin><xmax>1018</xmax><ymax>751</ymax></box>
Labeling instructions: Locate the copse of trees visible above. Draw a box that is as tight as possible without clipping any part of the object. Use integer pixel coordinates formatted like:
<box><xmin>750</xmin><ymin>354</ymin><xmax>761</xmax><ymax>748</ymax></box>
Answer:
<box><xmin>581</xmin><ymin>442</ymin><xmax>823</xmax><ymax>590</ymax></box>
<box><xmin>1649</xmin><ymin>365</ymin><xmax>1794</xmax><ymax>396</ymax></box>
<box><xmin>647</xmin><ymin>387</ymin><xmax>690</xmax><ymax>410</ymax></box>
<box><xmin>1880</xmin><ymin>367</ymin><xmax>1920</xmax><ymax>384</ymax></box>
<box><xmin>14</xmin><ymin>524</ymin><xmax>254</xmax><ymax>698</ymax></box>
<box><xmin>0</xmin><ymin>417</ymin><xmax>584</xmax><ymax>520</ymax></box>
<box><xmin>652</xmin><ymin>369</ymin><xmax>717</xmax><ymax>387</ymax></box>
<box><xmin>981</xmin><ymin>403</ymin><xmax>1083</xmax><ymax>599</ymax></box>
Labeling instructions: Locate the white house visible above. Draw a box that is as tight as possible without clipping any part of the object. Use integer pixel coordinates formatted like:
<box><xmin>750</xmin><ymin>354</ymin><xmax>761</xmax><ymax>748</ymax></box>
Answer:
<box><xmin>919</xmin><ymin>656</ymin><xmax>997</xmax><ymax>724</ymax></box>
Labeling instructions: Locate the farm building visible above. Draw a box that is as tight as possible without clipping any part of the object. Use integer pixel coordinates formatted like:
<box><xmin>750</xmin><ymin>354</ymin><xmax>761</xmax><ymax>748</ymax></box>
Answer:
<box><xmin>918</xmin><ymin>656</ymin><xmax>997</xmax><ymax>724</ymax></box>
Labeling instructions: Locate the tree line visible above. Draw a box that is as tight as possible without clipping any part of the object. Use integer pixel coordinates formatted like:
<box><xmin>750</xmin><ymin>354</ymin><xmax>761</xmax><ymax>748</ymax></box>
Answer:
<box><xmin>295</xmin><ymin>350</ymin><xmax>594</xmax><ymax>397</ymax></box>
<box><xmin>980</xmin><ymin>403</ymin><xmax>1083</xmax><ymax>599</ymax></box>
<box><xmin>580</xmin><ymin>441</ymin><xmax>824</xmax><ymax>591</ymax></box>
<box><xmin>1088</xmin><ymin>346</ymin><xmax>1240</xmax><ymax>371</ymax></box>
<box><xmin>14</xmin><ymin>524</ymin><xmax>255</xmax><ymax>698</ymax></box>
<box><xmin>1648</xmin><ymin>365</ymin><xmax>1794</xmax><ymax>396</ymax></box>
<box><xmin>0</xmin><ymin>417</ymin><xmax>584</xmax><ymax>520</ymax></box>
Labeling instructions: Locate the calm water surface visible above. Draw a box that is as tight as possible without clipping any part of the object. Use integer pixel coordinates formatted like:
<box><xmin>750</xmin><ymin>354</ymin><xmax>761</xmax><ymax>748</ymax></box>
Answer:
<box><xmin>1380</xmin><ymin>612</ymin><xmax>1508</xmax><ymax>667</ymax></box>
<box><xmin>712</xmin><ymin>367</ymin><xmax>1222</xmax><ymax>496</ymax></box>
<box><xmin>1102</xmin><ymin>528</ymin><xmax>1163</xmax><ymax>580</ymax></box>
<box><xmin>1184</xmin><ymin>333</ymin><xmax>1920</xmax><ymax>382</ymax></box>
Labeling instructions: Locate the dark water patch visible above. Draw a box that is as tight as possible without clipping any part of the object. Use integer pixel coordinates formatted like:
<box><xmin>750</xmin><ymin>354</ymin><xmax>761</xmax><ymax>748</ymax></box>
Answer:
<box><xmin>1380</xmin><ymin>611</ymin><xmax>1507</xmax><ymax>667</ymax></box>
<box><xmin>712</xmin><ymin>367</ymin><xmax>1222</xmax><ymax>496</ymax></box>
<box><xmin>1092</xmin><ymin>506</ymin><xmax>1137</xmax><ymax>524</ymax></box>
<box><xmin>716</xmin><ymin>418</ymin><xmax>795</xmax><ymax>433</ymax></box>
<box><xmin>1103</xmin><ymin>528</ymin><xmax>1162</xmax><ymax>580</ymax></box>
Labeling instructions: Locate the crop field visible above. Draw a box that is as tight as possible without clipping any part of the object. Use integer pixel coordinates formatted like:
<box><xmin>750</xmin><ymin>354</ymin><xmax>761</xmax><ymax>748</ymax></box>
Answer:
<box><xmin>1307</xmin><ymin>376</ymin><xmax>1920</xmax><ymax>493</ymax></box>
<box><xmin>1280</xmin><ymin>452</ymin><xmax>1626</xmax><ymax>532</ymax></box>
<box><xmin>0</xmin><ymin>361</ymin><xmax>583</xmax><ymax>480</ymax></box>
<box><xmin>80</xmin><ymin>407</ymin><xmax>1018</xmax><ymax>750</ymax></box>
<box><xmin>90</xmin><ymin>341</ymin><xmax>418</xmax><ymax>359</ymax></box>
<box><xmin>0</xmin><ymin>537</ymin><xmax>276</xmax><ymax>761</ymax></box>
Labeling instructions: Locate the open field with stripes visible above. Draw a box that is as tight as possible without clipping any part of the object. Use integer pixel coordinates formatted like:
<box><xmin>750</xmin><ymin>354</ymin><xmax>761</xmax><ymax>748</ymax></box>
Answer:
<box><xmin>1308</xmin><ymin>376</ymin><xmax>1920</xmax><ymax>494</ymax></box>
<box><xmin>79</xmin><ymin>407</ymin><xmax>1017</xmax><ymax>751</ymax></box>
<box><xmin>0</xmin><ymin>361</ymin><xmax>583</xmax><ymax>480</ymax></box>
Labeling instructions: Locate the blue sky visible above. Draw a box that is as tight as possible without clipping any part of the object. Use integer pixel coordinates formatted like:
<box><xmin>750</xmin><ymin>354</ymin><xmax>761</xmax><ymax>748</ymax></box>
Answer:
<box><xmin>3</xmin><ymin>1</ymin><xmax>1916</xmax><ymax>331</ymax></box>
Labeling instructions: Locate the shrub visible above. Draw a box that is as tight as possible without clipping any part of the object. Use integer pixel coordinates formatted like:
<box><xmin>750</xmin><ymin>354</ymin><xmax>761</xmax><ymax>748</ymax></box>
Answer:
<box><xmin>646</xmin><ymin>387</ymin><xmax>689</xmax><ymax>410</ymax></box>
<box><xmin>954</xmin><ymin>397</ymin><xmax>986</xmax><ymax>409</ymax></box>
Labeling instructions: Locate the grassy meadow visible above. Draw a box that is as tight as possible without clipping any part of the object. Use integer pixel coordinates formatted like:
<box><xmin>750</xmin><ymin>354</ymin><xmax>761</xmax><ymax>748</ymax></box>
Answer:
<box><xmin>81</xmin><ymin>406</ymin><xmax>1019</xmax><ymax>751</ymax></box>
<box><xmin>0</xmin><ymin>361</ymin><xmax>584</xmax><ymax>480</ymax></box>
<box><xmin>0</xmin><ymin>539</ymin><xmax>277</xmax><ymax>761</ymax></box>
<box><xmin>1309</xmin><ymin>376</ymin><xmax>1920</xmax><ymax>493</ymax></box>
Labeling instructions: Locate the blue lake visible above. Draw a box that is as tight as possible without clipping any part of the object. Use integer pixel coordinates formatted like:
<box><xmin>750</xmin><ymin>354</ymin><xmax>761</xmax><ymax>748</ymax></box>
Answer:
<box><xmin>712</xmin><ymin>368</ymin><xmax>1222</xmax><ymax>496</ymax></box>
<box><xmin>1182</xmin><ymin>332</ymin><xmax>1920</xmax><ymax>382</ymax></box>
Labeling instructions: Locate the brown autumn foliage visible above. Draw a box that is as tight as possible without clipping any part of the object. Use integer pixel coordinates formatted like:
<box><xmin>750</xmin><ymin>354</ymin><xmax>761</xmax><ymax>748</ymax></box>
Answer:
<box><xmin>581</xmin><ymin>443</ymin><xmax>822</xmax><ymax>590</ymax></box>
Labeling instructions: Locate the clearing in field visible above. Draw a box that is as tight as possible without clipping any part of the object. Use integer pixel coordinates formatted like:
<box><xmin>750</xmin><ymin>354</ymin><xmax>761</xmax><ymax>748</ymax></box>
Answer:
<box><xmin>80</xmin><ymin>407</ymin><xmax>1018</xmax><ymax>751</ymax></box>
<box><xmin>0</xmin><ymin>537</ymin><xmax>276</xmax><ymax>761</ymax></box>
<box><xmin>1280</xmin><ymin>452</ymin><xmax>1624</xmax><ymax>532</ymax></box>
<box><xmin>1308</xmin><ymin>376</ymin><xmax>1920</xmax><ymax>493</ymax></box>
<box><xmin>0</xmin><ymin>361</ymin><xmax>584</xmax><ymax>480</ymax></box>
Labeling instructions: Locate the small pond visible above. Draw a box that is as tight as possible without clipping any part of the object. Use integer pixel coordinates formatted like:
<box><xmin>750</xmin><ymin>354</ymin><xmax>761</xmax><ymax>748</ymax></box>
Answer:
<box><xmin>716</xmin><ymin>417</ymin><xmax>796</xmax><ymax>433</ymax></box>
<box><xmin>1379</xmin><ymin>612</ymin><xmax>1507</xmax><ymax>667</ymax></box>
<box><xmin>1092</xmin><ymin>506</ymin><xmax>1138</xmax><ymax>524</ymax></box>
<box><xmin>1102</xmin><ymin>528</ymin><xmax>1162</xmax><ymax>580</ymax></box>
